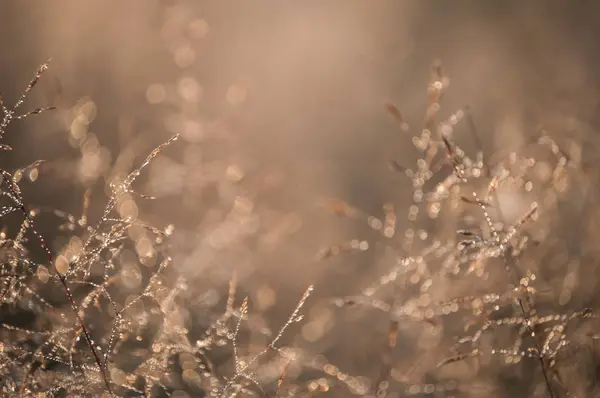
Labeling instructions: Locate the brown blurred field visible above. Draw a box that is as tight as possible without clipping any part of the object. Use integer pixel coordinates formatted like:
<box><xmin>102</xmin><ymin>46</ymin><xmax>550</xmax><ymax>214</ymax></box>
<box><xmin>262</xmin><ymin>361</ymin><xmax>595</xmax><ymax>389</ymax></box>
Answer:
<box><xmin>2</xmin><ymin>2</ymin><xmax>600</xmax><ymax>397</ymax></box>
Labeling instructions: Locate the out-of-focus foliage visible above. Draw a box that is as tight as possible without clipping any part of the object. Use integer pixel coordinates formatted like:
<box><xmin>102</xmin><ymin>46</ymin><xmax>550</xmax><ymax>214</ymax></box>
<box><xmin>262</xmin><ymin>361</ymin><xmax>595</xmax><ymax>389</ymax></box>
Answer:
<box><xmin>2</xmin><ymin>2</ymin><xmax>600</xmax><ymax>397</ymax></box>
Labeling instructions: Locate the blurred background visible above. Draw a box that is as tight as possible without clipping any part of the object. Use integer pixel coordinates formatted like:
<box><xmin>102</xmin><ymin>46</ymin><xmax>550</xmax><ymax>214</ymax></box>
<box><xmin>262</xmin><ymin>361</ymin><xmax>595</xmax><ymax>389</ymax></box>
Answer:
<box><xmin>2</xmin><ymin>1</ymin><xmax>600</xmax><ymax>396</ymax></box>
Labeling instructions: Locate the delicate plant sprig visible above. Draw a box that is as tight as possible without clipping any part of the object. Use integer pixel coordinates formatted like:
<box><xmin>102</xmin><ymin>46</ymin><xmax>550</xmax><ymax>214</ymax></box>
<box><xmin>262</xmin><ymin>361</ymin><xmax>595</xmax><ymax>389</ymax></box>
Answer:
<box><xmin>316</xmin><ymin>61</ymin><xmax>595</xmax><ymax>397</ymax></box>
